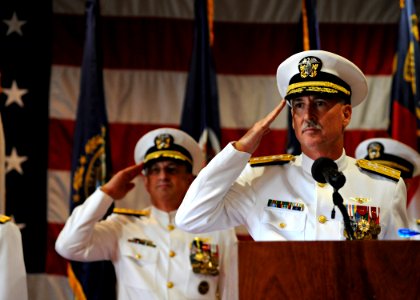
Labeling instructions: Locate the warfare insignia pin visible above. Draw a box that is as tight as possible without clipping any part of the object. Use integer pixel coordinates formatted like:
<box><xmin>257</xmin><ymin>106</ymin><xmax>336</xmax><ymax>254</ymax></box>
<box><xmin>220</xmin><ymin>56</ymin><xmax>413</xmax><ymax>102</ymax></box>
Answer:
<box><xmin>298</xmin><ymin>56</ymin><xmax>322</xmax><ymax>78</ymax></box>
<box><xmin>349</xmin><ymin>197</ymin><xmax>369</xmax><ymax>204</ymax></box>
<box><xmin>154</xmin><ymin>133</ymin><xmax>173</xmax><ymax>150</ymax></box>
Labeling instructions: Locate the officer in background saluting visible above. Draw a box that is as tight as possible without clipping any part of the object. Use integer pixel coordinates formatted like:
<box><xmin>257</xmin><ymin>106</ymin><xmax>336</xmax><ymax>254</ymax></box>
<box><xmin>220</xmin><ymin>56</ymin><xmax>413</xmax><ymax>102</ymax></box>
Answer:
<box><xmin>56</xmin><ymin>128</ymin><xmax>238</xmax><ymax>300</ymax></box>
<box><xmin>176</xmin><ymin>50</ymin><xmax>409</xmax><ymax>241</ymax></box>
<box><xmin>356</xmin><ymin>137</ymin><xmax>420</xmax><ymax>239</ymax></box>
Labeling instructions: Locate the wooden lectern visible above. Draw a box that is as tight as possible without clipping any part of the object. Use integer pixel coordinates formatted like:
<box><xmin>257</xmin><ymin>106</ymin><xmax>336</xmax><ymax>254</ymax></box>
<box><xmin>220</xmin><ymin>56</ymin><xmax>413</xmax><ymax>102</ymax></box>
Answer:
<box><xmin>238</xmin><ymin>241</ymin><xmax>419</xmax><ymax>299</ymax></box>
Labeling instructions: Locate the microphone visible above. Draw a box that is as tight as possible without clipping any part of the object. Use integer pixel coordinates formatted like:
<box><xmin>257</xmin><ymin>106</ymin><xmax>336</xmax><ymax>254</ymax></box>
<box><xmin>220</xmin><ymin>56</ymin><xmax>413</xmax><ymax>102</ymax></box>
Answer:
<box><xmin>311</xmin><ymin>157</ymin><xmax>354</xmax><ymax>239</ymax></box>
<box><xmin>311</xmin><ymin>157</ymin><xmax>346</xmax><ymax>190</ymax></box>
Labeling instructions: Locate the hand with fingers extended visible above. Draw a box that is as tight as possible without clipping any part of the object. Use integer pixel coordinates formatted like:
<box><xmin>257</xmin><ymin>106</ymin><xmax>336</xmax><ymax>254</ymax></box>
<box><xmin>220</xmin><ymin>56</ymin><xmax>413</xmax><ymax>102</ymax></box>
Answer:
<box><xmin>234</xmin><ymin>100</ymin><xmax>286</xmax><ymax>154</ymax></box>
<box><xmin>100</xmin><ymin>164</ymin><xmax>144</xmax><ymax>200</ymax></box>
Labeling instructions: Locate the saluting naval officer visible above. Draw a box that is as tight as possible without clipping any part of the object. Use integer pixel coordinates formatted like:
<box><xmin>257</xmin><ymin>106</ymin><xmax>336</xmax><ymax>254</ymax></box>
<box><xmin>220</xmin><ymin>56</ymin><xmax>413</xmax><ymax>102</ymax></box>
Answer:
<box><xmin>356</xmin><ymin>137</ymin><xmax>420</xmax><ymax>239</ymax></box>
<box><xmin>176</xmin><ymin>50</ymin><xmax>409</xmax><ymax>241</ymax></box>
<box><xmin>55</xmin><ymin>128</ymin><xmax>238</xmax><ymax>300</ymax></box>
<box><xmin>0</xmin><ymin>215</ymin><xmax>28</xmax><ymax>300</ymax></box>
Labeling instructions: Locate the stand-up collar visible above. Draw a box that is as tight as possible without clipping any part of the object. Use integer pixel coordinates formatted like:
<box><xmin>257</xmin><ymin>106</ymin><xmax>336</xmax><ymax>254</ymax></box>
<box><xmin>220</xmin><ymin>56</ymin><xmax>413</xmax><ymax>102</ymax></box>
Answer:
<box><xmin>151</xmin><ymin>205</ymin><xmax>177</xmax><ymax>224</ymax></box>
<box><xmin>301</xmin><ymin>149</ymin><xmax>348</xmax><ymax>175</ymax></box>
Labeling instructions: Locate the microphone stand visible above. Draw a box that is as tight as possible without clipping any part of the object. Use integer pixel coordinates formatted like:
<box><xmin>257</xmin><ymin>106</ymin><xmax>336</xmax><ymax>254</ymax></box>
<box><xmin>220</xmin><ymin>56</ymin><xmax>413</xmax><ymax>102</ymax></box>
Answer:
<box><xmin>332</xmin><ymin>189</ymin><xmax>354</xmax><ymax>240</ymax></box>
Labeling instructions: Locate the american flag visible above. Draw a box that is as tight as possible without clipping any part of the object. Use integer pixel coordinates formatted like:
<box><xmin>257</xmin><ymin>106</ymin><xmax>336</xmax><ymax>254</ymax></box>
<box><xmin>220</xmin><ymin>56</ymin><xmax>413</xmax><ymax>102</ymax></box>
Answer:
<box><xmin>0</xmin><ymin>0</ymin><xmax>51</xmax><ymax>295</ymax></box>
<box><xmin>0</xmin><ymin>0</ymin><xmax>417</xmax><ymax>298</ymax></box>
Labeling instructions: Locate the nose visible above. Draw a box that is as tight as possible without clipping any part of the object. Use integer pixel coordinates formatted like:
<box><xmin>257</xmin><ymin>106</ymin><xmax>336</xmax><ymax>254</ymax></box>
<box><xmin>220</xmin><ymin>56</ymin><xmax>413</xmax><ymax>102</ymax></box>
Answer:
<box><xmin>156</xmin><ymin>168</ymin><xmax>170</xmax><ymax>178</ymax></box>
<box><xmin>302</xmin><ymin>102</ymin><xmax>316</xmax><ymax>120</ymax></box>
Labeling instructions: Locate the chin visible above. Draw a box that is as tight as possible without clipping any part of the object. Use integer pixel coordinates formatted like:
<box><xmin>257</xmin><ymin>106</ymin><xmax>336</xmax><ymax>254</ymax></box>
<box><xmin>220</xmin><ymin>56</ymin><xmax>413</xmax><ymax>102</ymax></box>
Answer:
<box><xmin>300</xmin><ymin>136</ymin><xmax>324</xmax><ymax>150</ymax></box>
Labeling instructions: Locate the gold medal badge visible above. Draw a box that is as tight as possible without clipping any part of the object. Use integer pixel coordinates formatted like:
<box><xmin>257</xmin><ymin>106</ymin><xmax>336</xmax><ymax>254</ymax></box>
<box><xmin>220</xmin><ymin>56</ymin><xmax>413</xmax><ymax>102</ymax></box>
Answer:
<box><xmin>344</xmin><ymin>205</ymin><xmax>381</xmax><ymax>240</ymax></box>
<box><xmin>190</xmin><ymin>237</ymin><xmax>220</xmax><ymax>276</ymax></box>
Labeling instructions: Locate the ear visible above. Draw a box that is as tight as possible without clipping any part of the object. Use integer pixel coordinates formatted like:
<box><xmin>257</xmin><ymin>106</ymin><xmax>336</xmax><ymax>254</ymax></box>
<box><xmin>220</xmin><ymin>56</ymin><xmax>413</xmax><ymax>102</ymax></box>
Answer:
<box><xmin>342</xmin><ymin>104</ymin><xmax>352</xmax><ymax>128</ymax></box>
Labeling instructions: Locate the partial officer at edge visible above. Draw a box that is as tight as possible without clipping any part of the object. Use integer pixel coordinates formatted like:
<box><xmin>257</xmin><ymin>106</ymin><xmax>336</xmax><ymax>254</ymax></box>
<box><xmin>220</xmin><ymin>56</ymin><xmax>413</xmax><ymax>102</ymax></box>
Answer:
<box><xmin>0</xmin><ymin>215</ymin><xmax>28</xmax><ymax>300</ymax></box>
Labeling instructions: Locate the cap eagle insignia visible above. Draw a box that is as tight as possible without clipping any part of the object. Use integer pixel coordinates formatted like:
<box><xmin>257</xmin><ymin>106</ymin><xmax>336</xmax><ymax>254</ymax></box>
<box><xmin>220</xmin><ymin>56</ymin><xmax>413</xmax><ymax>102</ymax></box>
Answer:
<box><xmin>299</xmin><ymin>56</ymin><xmax>322</xmax><ymax>78</ymax></box>
<box><xmin>367</xmin><ymin>142</ymin><xmax>383</xmax><ymax>160</ymax></box>
<box><xmin>154</xmin><ymin>133</ymin><xmax>174</xmax><ymax>150</ymax></box>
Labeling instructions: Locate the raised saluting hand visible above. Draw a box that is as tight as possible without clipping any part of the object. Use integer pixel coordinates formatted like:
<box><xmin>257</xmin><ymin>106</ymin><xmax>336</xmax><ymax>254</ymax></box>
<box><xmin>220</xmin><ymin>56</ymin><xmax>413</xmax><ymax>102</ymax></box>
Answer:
<box><xmin>234</xmin><ymin>100</ymin><xmax>286</xmax><ymax>154</ymax></box>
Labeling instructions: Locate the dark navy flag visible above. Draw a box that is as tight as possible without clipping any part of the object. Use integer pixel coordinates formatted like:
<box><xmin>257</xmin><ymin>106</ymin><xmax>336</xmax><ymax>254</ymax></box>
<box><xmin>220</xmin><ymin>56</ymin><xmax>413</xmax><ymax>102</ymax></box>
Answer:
<box><xmin>180</xmin><ymin>0</ymin><xmax>221</xmax><ymax>163</ymax></box>
<box><xmin>69</xmin><ymin>0</ymin><xmax>116</xmax><ymax>299</ymax></box>
<box><xmin>389</xmin><ymin>0</ymin><xmax>420</xmax><ymax>151</ymax></box>
<box><xmin>299</xmin><ymin>0</ymin><xmax>321</xmax><ymax>51</ymax></box>
<box><xmin>286</xmin><ymin>0</ymin><xmax>321</xmax><ymax>155</ymax></box>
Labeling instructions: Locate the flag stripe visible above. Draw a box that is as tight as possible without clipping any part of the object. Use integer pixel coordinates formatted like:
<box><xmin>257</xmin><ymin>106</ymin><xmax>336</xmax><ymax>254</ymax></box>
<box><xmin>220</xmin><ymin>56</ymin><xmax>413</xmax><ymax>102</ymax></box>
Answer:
<box><xmin>53</xmin><ymin>0</ymin><xmax>404</xmax><ymax>24</ymax></box>
<box><xmin>45</xmin><ymin>223</ymin><xmax>66</xmax><ymax>275</ymax></box>
<box><xmin>391</xmin><ymin>101</ymin><xmax>418</xmax><ymax>147</ymax></box>
<box><xmin>50</xmin><ymin>67</ymin><xmax>392</xmax><ymax>129</ymax></box>
<box><xmin>49</xmin><ymin>119</ymin><xmax>390</xmax><ymax>173</ymax></box>
<box><xmin>52</xmin><ymin>14</ymin><xmax>398</xmax><ymax>76</ymax></box>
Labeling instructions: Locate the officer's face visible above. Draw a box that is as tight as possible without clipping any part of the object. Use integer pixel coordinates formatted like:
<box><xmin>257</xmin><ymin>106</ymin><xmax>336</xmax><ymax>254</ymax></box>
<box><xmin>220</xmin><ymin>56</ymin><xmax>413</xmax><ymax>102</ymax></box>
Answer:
<box><xmin>291</xmin><ymin>95</ymin><xmax>352</xmax><ymax>154</ymax></box>
<box><xmin>144</xmin><ymin>160</ymin><xmax>194</xmax><ymax>209</ymax></box>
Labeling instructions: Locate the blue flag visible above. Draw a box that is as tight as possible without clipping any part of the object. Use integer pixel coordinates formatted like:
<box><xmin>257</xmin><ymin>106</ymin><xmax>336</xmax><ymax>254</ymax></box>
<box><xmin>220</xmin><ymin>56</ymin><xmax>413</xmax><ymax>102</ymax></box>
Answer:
<box><xmin>180</xmin><ymin>0</ymin><xmax>221</xmax><ymax>163</ymax></box>
<box><xmin>69</xmin><ymin>0</ymin><xmax>116</xmax><ymax>299</ymax></box>
<box><xmin>287</xmin><ymin>0</ymin><xmax>321</xmax><ymax>155</ymax></box>
<box><xmin>389</xmin><ymin>0</ymin><xmax>420</xmax><ymax>151</ymax></box>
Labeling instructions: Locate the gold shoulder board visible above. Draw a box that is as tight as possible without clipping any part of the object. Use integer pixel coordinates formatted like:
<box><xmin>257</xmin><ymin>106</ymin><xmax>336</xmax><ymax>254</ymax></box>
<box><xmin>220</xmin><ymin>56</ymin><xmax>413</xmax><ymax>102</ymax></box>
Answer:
<box><xmin>113</xmin><ymin>208</ymin><xmax>150</xmax><ymax>218</ymax></box>
<box><xmin>0</xmin><ymin>215</ymin><xmax>11</xmax><ymax>224</ymax></box>
<box><xmin>249</xmin><ymin>154</ymin><xmax>294</xmax><ymax>167</ymax></box>
<box><xmin>356</xmin><ymin>159</ymin><xmax>401</xmax><ymax>182</ymax></box>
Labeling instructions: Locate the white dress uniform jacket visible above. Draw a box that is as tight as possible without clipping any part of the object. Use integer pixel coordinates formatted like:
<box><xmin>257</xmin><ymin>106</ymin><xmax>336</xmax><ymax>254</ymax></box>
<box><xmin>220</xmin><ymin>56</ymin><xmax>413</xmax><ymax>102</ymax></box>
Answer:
<box><xmin>0</xmin><ymin>219</ymin><xmax>28</xmax><ymax>300</ymax></box>
<box><xmin>55</xmin><ymin>189</ymin><xmax>238</xmax><ymax>300</ymax></box>
<box><xmin>176</xmin><ymin>144</ymin><xmax>409</xmax><ymax>240</ymax></box>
